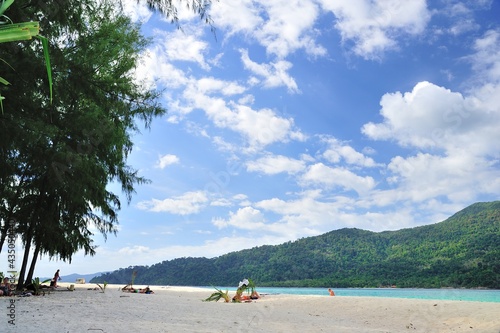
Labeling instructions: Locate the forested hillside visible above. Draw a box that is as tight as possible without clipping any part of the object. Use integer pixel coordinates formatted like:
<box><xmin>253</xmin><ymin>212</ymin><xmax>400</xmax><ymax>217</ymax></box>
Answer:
<box><xmin>92</xmin><ymin>201</ymin><xmax>500</xmax><ymax>288</ymax></box>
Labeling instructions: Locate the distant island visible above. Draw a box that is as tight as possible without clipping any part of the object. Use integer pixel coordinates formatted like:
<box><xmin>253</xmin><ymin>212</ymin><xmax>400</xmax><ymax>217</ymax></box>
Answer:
<box><xmin>91</xmin><ymin>201</ymin><xmax>500</xmax><ymax>289</ymax></box>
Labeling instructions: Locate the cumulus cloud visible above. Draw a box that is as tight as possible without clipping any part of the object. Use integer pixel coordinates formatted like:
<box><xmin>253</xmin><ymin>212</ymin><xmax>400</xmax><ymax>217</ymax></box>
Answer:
<box><xmin>121</xmin><ymin>0</ymin><xmax>153</xmax><ymax>23</ymax></box>
<box><xmin>321</xmin><ymin>137</ymin><xmax>378</xmax><ymax>167</ymax></box>
<box><xmin>154</xmin><ymin>29</ymin><xmax>211</xmax><ymax>70</ymax></box>
<box><xmin>385</xmin><ymin>153</ymin><xmax>497</xmax><ymax>203</ymax></box>
<box><xmin>362</xmin><ymin>80</ymin><xmax>500</xmax><ymax>156</ymax></box>
<box><xmin>301</xmin><ymin>163</ymin><xmax>376</xmax><ymax>195</ymax></box>
<box><xmin>360</xmin><ymin>28</ymin><xmax>500</xmax><ymax>207</ymax></box>
<box><xmin>212</xmin><ymin>206</ymin><xmax>266</xmax><ymax>230</ymax></box>
<box><xmin>240</xmin><ymin>49</ymin><xmax>299</xmax><ymax>93</ymax></box>
<box><xmin>136</xmin><ymin>191</ymin><xmax>208</xmax><ymax>215</ymax></box>
<box><xmin>136</xmin><ymin>47</ymin><xmax>188</xmax><ymax>89</ymax></box>
<box><xmin>212</xmin><ymin>201</ymin><xmax>332</xmax><ymax>238</ymax></box>
<box><xmin>211</xmin><ymin>0</ymin><xmax>264</xmax><ymax>37</ymax></box>
<box><xmin>182</xmin><ymin>83</ymin><xmax>305</xmax><ymax>149</ymax></box>
<box><xmin>469</xmin><ymin>29</ymin><xmax>500</xmax><ymax>83</ymax></box>
<box><xmin>318</xmin><ymin>0</ymin><xmax>430</xmax><ymax>59</ymax></box>
<box><xmin>118</xmin><ymin>245</ymin><xmax>150</xmax><ymax>255</ymax></box>
<box><xmin>362</xmin><ymin>81</ymin><xmax>470</xmax><ymax>148</ymax></box>
<box><xmin>246</xmin><ymin>154</ymin><xmax>306</xmax><ymax>175</ymax></box>
<box><xmin>213</xmin><ymin>0</ymin><xmax>325</xmax><ymax>58</ymax></box>
<box><xmin>194</xmin><ymin>77</ymin><xmax>247</xmax><ymax>96</ymax></box>
<box><xmin>255</xmin><ymin>0</ymin><xmax>326</xmax><ymax>58</ymax></box>
<box><xmin>155</xmin><ymin>154</ymin><xmax>180</xmax><ymax>169</ymax></box>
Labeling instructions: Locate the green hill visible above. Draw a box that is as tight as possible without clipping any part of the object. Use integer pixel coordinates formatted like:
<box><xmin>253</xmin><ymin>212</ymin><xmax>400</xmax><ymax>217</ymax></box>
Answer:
<box><xmin>91</xmin><ymin>201</ymin><xmax>500</xmax><ymax>288</ymax></box>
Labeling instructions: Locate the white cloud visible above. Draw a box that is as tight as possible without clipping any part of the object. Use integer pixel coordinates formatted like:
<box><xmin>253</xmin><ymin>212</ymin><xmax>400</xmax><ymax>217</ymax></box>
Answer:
<box><xmin>362</xmin><ymin>81</ymin><xmax>473</xmax><ymax>149</ymax></box>
<box><xmin>136</xmin><ymin>47</ymin><xmax>188</xmax><ymax>89</ymax></box>
<box><xmin>213</xmin><ymin>0</ymin><xmax>325</xmax><ymax>58</ymax></box>
<box><xmin>386</xmin><ymin>153</ymin><xmax>483</xmax><ymax>201</ymax></box>
<box><xmin>301</xmin><ymin>163</ymin><xmax>376</xmax><ymax>195</ymax></box>
<box><xmin>212</xmin><ymin>206</ymin><xmax>266</xmax><ymax>230</ymax></box>
<box><xmin>318</xmin><ymin>0</ymin><xmax>430</xmax><ymax>59</ymax></box>
<box><xmin>322</xmin><ymin>137</ymin><xmax>378</xmax><ymax>167</ymax></box>
<box><xmin>246</xmin><ymin>154</ymin><xmax>306</xmax><ymax>175</ymax></box>
<box><xmin>255</xmin><ymin>0</ymin><xmax>325</xmax><ymax>58</ymax></box>
<box><xmin>121</xmin><ymin>0</ymin><xmax>153</xmax><ymax>23</ymax></box>
<box><xmin>155</xmin><ymin>154</ymin><xmax>180</xmax><ymax>169</ymax></box>
<box><xmin>136</xmin><ymin>191</ymin><xmax>208</xmax><ymax>215</ymax></box>
<box><xmin>155</xmin><ymin>28</ymin><xmax>211</xmax><ymax>70</ymax></box>
<box><xmin>240</xmin><ymin>49</ymin><xmax>299</xmax><ymax>93</ymax></box>
<box><xmin>211</xmin><ymin>0</ymin><xmax>264</xmax><ymax>37</ymax></box>
<box><xmin>118</xmin><ymin>245</ymin><xmax>150</xmax><ymax>255</ymax></box>
<box><xmin>182</xmin><ymin>83</ymin><xmax>305</xmax><ymax>149</ymax></box>
<box><xmin>360</xmin><ymin>29</ymin><xmax>500</xmax><ymax>206</ymax></box>
<box><xmin>470</xmin><ymin>29</ymin><xmax>500</xmax><ymax>83</ymax></box>
<box><xmin>213</xmin><ymin>200</ymin><xmax>333</xmax><ymax>238</ymax></box>
<box><xmin>362</xmin><ymin>80</ymin><xmax>500</xmax><ymax>158</ymax></box>
<box><xmin>230</xmin><ymin>104</ymin><xmax>303</xmax><ymax>148</ymax></box>
<box><xmin>195</xmin><ymin>77</ymin><xmax>247</xmax><ymax>96</ymax></box>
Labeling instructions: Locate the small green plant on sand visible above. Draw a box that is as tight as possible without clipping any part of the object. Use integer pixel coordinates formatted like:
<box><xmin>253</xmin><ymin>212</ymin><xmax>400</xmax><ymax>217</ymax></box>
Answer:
<box><xmin>203</xmin><ymin>287</ymin><xmax>230</xmax><ymax>303</ymax></box>
<box><xmin>31</xmin><ymin>277</ymin><xmax>51</xmax><ymax>296</ymax></box>
<box><xmin>96</xmin><ymin>281</ymin><xmax>108</xmax><ymax>293</ymax></box>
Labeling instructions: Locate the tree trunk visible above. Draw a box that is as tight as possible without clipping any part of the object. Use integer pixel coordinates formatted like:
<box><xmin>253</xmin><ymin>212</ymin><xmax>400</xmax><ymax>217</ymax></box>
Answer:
<box><xmin>0</xmin><ymin>223</ymin><xmax>7</xmax><ymax>254</ymax></box>
<box><xmin>16</xmin><ymin>231</ymin><xmax>32</xmax><ymax>289</ymax></box>
<box><xmin>25</xmin><ymin>242</ymin><xmax>41</xmax><ymax>284</ymax></box>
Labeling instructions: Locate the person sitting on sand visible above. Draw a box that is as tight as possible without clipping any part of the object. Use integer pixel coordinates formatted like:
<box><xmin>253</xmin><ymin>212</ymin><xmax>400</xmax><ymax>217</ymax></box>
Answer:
<box><xmin>125</xmin><ymin>286</ymin><xmax>154</xmax><ymax>294</ymax></box>
<box><xmin>328</xmin><ymin>288</ymin><xmax>335</xmax><ymax>296</ymax></box>
<box><xmin>250</xmin><ymin>290</ymin><xmax>260</xmax><ymax>299</ymax></box>
<box><xmin>0</xmin><ymin>277</ymin><xmax>13</xmax><ymax>296</ymax></box>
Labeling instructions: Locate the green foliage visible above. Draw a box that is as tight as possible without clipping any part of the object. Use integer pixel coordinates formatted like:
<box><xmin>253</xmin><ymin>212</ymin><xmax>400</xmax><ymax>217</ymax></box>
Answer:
<box><xmin>0</xmin><ymin>0</ymin><xmax>167</xmax><ymax>288</ymax></box>
<box><xmin>203</xmin><ymin>287</ymin><xmax>230</xmax><ymax>303</ymax></box>
<box><xmin>30</xmin><ymin>277</ymin><xmax>51</xmax><ymax>295</ymax></box>
<box><xmin>92</xmin><ymin>201</ymin><xmax>500</xmax><ymax>289</ymax></box>
<box><xmin>96</xmin><ymin>281</ymin><xmax>108</xmax><ymax>292</ymax></box>
<box><xmin>0</xmin><ymin>0</ymin><xmax>53</xmax><ymax>111</ymax></box>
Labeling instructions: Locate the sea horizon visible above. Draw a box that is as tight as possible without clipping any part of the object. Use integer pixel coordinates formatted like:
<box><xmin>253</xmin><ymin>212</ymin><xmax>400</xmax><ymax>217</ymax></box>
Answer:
<box><xmin>196</xmin><ymin>286</ymin><xmax>500</xmax><ymax>303</ymax></box>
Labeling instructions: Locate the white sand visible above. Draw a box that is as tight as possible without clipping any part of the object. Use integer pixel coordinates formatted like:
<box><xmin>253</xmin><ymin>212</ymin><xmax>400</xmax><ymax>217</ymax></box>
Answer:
<box><xmin>1</xmin><ymin>282</ymin><xmax>499</xmax><ymax>332</ymax></box>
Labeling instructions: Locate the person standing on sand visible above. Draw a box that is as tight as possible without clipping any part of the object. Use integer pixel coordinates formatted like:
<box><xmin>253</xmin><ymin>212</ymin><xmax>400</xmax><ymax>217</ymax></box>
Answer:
<box><xmin>52</xmin><ymin>269</ymin><xmax>61</xmax><ymax>288</ymax></box>
<box><xmin>328</xmin><ymin>288</ymin><xmax>335</xmax><ymax>296</ymax></box>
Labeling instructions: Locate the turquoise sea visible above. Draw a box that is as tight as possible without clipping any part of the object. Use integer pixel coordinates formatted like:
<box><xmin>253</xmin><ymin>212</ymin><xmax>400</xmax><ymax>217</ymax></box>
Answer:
<box><xmin>207</xmin><ymin>287</ymin><xmax>500</xmax><ymax>303</ymax></box>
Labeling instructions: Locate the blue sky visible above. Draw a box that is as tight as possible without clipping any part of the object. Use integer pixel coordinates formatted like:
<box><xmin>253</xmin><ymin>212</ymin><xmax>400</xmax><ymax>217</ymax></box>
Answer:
<box><xmin>5</xmin><ymin>0</ymin><xmax>500</xmax><ymax>278</ymax></box>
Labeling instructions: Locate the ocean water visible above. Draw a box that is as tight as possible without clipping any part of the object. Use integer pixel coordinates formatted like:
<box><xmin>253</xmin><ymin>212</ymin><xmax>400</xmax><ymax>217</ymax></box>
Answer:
<box><xmin>207</xmin><ymin>287</ymin><xmax>500</xmax><ymax>303</ymax></box>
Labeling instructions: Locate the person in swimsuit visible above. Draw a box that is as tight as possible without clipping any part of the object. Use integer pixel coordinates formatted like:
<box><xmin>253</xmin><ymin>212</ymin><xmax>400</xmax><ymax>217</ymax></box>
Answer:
<box><xmin>51</xmin><ymin>269</ymin><xmax>61</xmax><ymax>288</ymax></box>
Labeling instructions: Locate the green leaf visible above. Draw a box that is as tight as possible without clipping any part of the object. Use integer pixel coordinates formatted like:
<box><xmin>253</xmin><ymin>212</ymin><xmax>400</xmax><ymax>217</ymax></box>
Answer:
<box><xmin>0</xmin><ymin>0</ymin><xmax>14</xmax><ymax>16</ymax></box>
<box><xmin>35</xmin><ymin>35</ymin><xmax>53</xmax><ymax>104</ymax></box>
<box><xmin>0</xmin><ymin>21</ymin><xmax>40</xmax><ymax>42</ymax></box>
<box><xmin>0</xmin><ymin>77</ymin><xmax>10</xmax><ymax>85</ymax></box>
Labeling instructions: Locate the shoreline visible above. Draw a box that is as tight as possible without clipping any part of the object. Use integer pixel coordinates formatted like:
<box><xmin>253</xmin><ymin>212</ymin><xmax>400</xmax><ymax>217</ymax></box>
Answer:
<box><xmin>1</xmin><ymin>282</ymin><xmax>499</xmax><ymax>332</ymax></box>
<box><xmin>57</xmin><ymin>282</ymin><xmax>500</xmax><ymax>303</ymax></box>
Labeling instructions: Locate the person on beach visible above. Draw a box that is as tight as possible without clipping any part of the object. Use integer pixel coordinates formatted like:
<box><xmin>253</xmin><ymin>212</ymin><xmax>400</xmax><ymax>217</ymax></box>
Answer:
<box><xmin>138</xmin><ymin>286</ymin><xmax>154</xmax><ymax>294</ymax></box>
<box><xmin>250</xmin><ymin>290</ymin><xmax>260</xmax><ymax>299</ymax></box>
<box><xmin>125</xmin><ymin>286</ymin><xmax>154</xmax><ymax>294</ymax></box>
<box><xmin>51</xmin><ymin>269</ymin><xmax>61</xmax><ymax>288</ymax></box>
<box><xmin>0</xmin><ymin>277</ymin><xmax>13</xmax><ymax>296</ymax></box>
<box><xmin>328</xmin><ymin>288</ymin><xmax>335</xmax><ymax>296</ymax></box>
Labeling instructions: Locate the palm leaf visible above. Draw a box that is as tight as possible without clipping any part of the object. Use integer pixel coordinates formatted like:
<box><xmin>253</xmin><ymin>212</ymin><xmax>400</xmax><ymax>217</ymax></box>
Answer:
<box><xmin>0</xmin><ymin>0</ymin><xmax>15</xmax><ymax>16</ymax></box>
<box><xmin>0</xmin><ymin>0</ymin><xmax>53</xmax><ymax>111</ymax></box>
<box><xmin>203</xmin><ymin>287</ymin><xmax>230</xmax><ymax>302</ymax></box>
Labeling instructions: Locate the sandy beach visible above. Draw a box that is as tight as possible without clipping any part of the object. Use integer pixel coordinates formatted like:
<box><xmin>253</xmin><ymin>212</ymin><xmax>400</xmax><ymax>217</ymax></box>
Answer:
<box><xmin>1</xmin><ymin>282</ymin><xmax>499</xmax><ymax>332</ymax></box>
